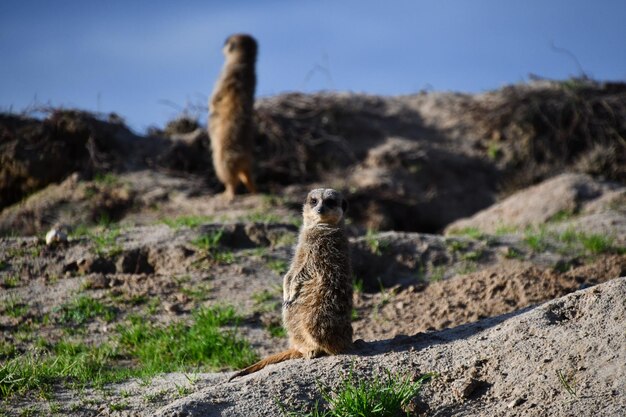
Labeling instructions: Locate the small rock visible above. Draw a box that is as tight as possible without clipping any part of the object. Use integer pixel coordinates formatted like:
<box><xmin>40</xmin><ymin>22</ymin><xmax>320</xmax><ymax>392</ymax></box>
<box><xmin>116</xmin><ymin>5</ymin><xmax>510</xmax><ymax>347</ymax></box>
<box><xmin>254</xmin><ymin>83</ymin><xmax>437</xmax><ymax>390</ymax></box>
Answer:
<box><xmin>45</xmin><ymin>227</ymin><xmax>68</xmax><ymax>246</ymax></box>
<box><xmin>451</xmin><ymin>377</ymin><xmax>481</xmax><ymax>400</ymax></box>
<box><xmin>507</xmin><ymin>397</ymin><xmax>526</xmax><ymax>408</ymax></box>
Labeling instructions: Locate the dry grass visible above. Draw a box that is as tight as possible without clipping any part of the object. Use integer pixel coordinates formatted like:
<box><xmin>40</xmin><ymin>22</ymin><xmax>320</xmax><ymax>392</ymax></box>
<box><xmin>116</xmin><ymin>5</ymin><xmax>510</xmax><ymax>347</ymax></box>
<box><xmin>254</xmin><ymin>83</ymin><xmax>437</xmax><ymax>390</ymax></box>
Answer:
<box><xmin>469</xmin><ymin>79</ymin><xmax>626</xmax><ymax>190</ymax></box>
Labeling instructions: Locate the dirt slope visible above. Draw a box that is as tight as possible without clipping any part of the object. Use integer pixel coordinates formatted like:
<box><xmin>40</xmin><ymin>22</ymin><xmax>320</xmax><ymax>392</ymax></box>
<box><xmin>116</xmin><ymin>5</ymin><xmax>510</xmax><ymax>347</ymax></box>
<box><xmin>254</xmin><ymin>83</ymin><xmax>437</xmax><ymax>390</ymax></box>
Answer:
<box><xmin>445</xmin><ymin>173</ymin><xmax>625</xmax><ymax>235</ymax></box>
<box><xmin>156</xmin><ymin>277</ymin><xmax>626</xmax><ymax>417</ymax></box>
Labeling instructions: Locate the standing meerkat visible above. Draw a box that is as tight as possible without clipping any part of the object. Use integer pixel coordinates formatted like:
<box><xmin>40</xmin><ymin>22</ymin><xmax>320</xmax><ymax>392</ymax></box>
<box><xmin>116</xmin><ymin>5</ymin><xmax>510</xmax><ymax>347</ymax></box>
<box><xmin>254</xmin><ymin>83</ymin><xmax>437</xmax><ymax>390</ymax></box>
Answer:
<box><xmin>230</xmin><ymin>188</ymin><xmax>353</xmax><ymax>379</ymax></box>
<box><xmin>209</xmin><ymin>33</ymin><xmax>258</xmax><ymax>200</ymax></box>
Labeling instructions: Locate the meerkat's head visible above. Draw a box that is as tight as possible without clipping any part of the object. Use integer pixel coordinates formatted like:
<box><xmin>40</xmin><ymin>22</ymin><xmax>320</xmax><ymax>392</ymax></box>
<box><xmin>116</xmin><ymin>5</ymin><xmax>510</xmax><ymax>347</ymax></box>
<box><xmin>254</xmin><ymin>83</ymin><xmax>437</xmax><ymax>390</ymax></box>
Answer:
<box><xmin>303</xmin><ymin>188</ymin><xmax>348</xmax><ymax>227</ymax></box>
<box><xmin>223</xmin><ymin>33</ymin><xmax>258</xmax><ymax>64</ymax></box>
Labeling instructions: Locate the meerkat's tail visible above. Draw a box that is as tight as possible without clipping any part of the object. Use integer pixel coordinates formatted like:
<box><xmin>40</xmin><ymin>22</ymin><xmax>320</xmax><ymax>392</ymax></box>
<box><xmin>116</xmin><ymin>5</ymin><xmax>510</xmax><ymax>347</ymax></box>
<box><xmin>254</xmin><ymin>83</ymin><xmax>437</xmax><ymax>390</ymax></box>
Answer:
<box><xmin>228</xmin><ymin>349</ymin><xmax>302</xmax><ymax>381</ymax></box>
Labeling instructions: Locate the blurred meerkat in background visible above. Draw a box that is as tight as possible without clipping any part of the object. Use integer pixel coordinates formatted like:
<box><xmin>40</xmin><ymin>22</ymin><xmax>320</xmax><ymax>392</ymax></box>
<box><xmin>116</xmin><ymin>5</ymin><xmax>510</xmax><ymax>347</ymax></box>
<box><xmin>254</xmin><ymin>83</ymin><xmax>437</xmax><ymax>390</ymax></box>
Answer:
<box><xmin>208</xmin><ymin>33</ymin><xmax>258</xmax><ymax>200</ymax></box>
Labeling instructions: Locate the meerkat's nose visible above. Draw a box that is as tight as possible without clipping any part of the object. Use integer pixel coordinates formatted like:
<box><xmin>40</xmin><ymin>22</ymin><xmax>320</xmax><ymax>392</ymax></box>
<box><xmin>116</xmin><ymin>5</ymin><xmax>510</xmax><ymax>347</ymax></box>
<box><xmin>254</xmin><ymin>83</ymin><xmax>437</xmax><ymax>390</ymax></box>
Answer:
<box><xmin>316</xmin><ymin>205</ymin><xmax>326</xmax><ymax>214</ymax></box>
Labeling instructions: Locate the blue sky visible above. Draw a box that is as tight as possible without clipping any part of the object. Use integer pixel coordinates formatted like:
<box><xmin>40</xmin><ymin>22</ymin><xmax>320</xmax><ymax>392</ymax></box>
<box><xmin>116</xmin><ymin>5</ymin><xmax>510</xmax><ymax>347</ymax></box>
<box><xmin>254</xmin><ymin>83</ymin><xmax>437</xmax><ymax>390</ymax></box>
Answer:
<box><xmin>1</xmin><ymin>1</ymin><xmax>625</xmax><ymax>132</ymax></box>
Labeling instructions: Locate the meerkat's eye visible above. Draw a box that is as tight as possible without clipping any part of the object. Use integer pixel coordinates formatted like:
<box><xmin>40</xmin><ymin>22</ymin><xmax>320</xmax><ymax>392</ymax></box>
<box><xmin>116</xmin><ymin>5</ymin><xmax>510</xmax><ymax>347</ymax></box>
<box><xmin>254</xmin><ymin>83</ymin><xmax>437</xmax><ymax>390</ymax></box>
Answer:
<box><xmin>325</xmin><ymin>198</ymin><xmax>337</xmax><ymax>208</ymax></box>
<box><xmin>310</xmin><ymin>198</ymin><xmax>318</xmax><ymax>206</ymax></box>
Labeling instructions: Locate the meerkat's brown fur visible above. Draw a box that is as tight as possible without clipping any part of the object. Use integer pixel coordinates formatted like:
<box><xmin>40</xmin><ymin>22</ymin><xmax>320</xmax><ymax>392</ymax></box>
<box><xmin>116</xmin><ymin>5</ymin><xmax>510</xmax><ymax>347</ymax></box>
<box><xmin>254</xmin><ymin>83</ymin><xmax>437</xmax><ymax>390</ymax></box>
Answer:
<box><xmin>230</xmin><ymin>188</ymin><xmax>353</xmax><ymax>380</ymax></box>
<box><xmin>209</xmin><ymin>33</ymin><xmax>258</xmax><ymax>200</ymax></box>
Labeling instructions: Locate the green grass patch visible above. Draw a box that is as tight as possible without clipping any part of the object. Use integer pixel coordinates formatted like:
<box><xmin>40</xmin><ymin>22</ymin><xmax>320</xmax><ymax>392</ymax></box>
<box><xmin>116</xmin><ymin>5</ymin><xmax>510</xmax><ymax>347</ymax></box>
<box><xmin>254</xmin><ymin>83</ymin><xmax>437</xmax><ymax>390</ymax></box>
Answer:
<box><xmin>192</xmin><ymin>230</ymin><xmax>234</xmax><ymax>264</ymax></box>
<box><xmin>283</xmin><ymin>369</ymin><xmax>435</xmax><ymax>417</ymax></box>
<box><xmin>448</xmin><ymin>227</ymin><xmax>484</xmax><ymax>240</ymax></box>
<box><xmin>1</xmin><ymin>296</ymin><xmax>28</xmax><ymax>319</ymax></box>
<box><xmin>578</xmin><ymin>233</ymin><xmax>616</xmax><ymax>254</ymax></box>
<box><xmin>267</xmin><ymin>259</ymin><xmax>288</xmax><ymax>275</ymax></box>
<box><xmin>555</xmin><ymin>228</ymin><xmax>624</xmax><ymax>255</ymax></box>
<box><xmin>445</xmin><ymin>239</ymin><xmax>469</xmax><ymax>253</ymax></box>
<box><xmin>503</xmin><ymin>247</ymin><xmax>523</xmax><ymax>259</ymax></box>
<box><xmin>267</xmin><ymin>323</ymin><xmax>287</xmax><ymax>338</ymax></box>
<box><xmin>55</xmin><ymin>295</ymin><xmax>116</xmax><ymax>326</ymax></box>
<box><xmin>272</xmin><ymin>232</ymin><xmax>298</xmax><ymax>248</ymax></box>
<box><xmin>428</xmin><ymin>266</ymin><xmax>446</xmax><ymax>282</ymax></box>
<box><xmin>92</xmin><ymin>228</ymin><xmax>122</xmax><ymax>257</ymax></box>
<box><xmin>2</xmin><ymin>275</ymin><xmax>20</xmax><ymax>288</ymax></box>
<box><xmin>179</xmin><ymin>283</ymin><xmax>211</xmax><ymax>302</ymax></box>
<box><xmin>2</xmin><ymin>305</ymin><xmax>251</xmax><ymax>398</ymax></box>
<box><xmin>0</xmin><ymin>341</ymin><xmax>16</xmax><ymax>360</ymax></box>
<box><xmin>69</xmin><ymin>224</ymin><xmax>91</xmax><ymax>238</ymax></box>
<box><xmin>252</xmin><ymin>289</ymin><xmax>281</xmax><ymax>314</ymax></box>
<box><xmin>548</xmin><ymin>209</ymin><xmax>575</xmax><ymax>223</ymax></box>
<box><xmin>456</xmin><ymin>261</ymin><xmax>478</xmax><ymax>276</ymax></box>
<box><xmin>524</xmin><ymin>227</ymin><xmax>549</xmax><ymax>252</ymax></box>
<box><xmin>487</xmin><ymin>142</ymin><xmax>501</xmax><ymax>160</ymax></box>
<box><xmin>93</xmin><ymin>173</ymin><xmax>119</xmax><ymax>186</ymax></box>
<box><xmin>523</xmin><ymin>225</ymin><xmax>625</xmax><ymax>256</ymax></box>
<box><xmin>365</xmin><ymin>229</ymin><xmax>389</xmax><ymax>256</ymax></box>
<box><xmin>244</xmin><ymin>211</ymin><xmax>284</xmax><ymax>224</ymax></box>
<box><xmin>252</xmin><ymin>289</ymin><xmax>275</xmax><ymax>305</ymax></box>
<box><xmin>0</xmin><ymin>341</ymin><xmax>125</xmax><ymax>399</ymax></box>
<box><xmin>494</xmin><ymin>224</ymin><xmax>518</xmax><ymax>235</ymax></box>
<box><xmin>118</xmin><ymin>306</ymin><xmax>257</xmax><ymax>374</ymax></box>
<box><xmin>162</xmin><ymin>215</ymin><xmax>214</xmax><ymax>229</ymax></box>
<box><xmin>108</xmin><ymin>400</ymin><xmax>128</xmax><ymax>411</ymax></box>
<box><xmin>353</xmin><ymin>278</ymin><xmax>364</xmax><ymax>293</ymax></box>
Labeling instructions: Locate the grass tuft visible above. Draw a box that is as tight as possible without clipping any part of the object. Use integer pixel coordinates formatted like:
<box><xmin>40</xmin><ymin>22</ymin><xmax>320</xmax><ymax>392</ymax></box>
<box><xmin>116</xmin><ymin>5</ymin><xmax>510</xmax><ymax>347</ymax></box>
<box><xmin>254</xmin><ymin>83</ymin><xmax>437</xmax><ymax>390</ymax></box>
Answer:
<box><xmin>192</xmin><ymin>230</ymin><xmax>234</xmax><ymax>264</ymax></box>
<box><xmin>244</xmin><ymin>211</ymin><xmax>284</xmax><ymax>224</ymax></box>
<box><xmin>267</xmin><ymin>323</ymin><xmax>287</xmax><ymax>338</ymax></box>
<box><xmin>556</xmin><ymin>369</ymin><xmax>577</xmax><ymax>398</ymax></box>
<box><xmin>162</xmin><ymin>215</ymin><xmax>214</xmax><ymax>229</ymax></box>
<box><xmin>578</xmin><ymin>233</ymin><xmax>615</xmax><ymax>254</ymax></box>
<box><xmin>2</xmin><ymin>296</ymin><xmax>28</xmax><ymax>319</ymax></box>
<box><xmin>365</xmin><ymin>229</ymin><xmax>389</xmax><ymax>256</ymax></box>
<box><xmin>353</xmin><ymin>278</ymin><xmax>364</xmax><ymax>293</ymax></box>
<box><xmin>92</xmin><ymin>228</ymin><xmax>122</xmax><ymax>258</ymax></box>
<box><xmin>0</xmin><ymin>342</ymin><xmax>123</xmax><ymax>399</ymax></box>
<box><xmin>55</xmin><ymin>295</ymin><xmax>116</xmax><ymax>326</ymax></box>
<box><xmin>524</xmin><ymin>227</ymin><xmax>549</xmax><ymax>252</ymax></box>
<box><xmin>284</xmin><ymin>369</ymin><xmax>435</xmax><ymax>417</ymax></box>
<box><xmin>267</xmin><ymin>259</ymin><xmax>288</xmax><ymax>275</ymax></box>
<box><xmin>93</xmin><ymin>173</ymin><xmax>119</xmax><ymax>186</ymax></box>
<box><xmin>118</xmin><ymin>306</ymin><xmax>257</xmax><ymax>374</ymax></box>
<box><xmin>449</xmin><ymin>227</ymin><xmax>484</xmax><ymax>240</ymax></box>
<box><xmin>2</xmin><ymin>275</ymin><xmax>20</xmax><ymax>289</ymax></box>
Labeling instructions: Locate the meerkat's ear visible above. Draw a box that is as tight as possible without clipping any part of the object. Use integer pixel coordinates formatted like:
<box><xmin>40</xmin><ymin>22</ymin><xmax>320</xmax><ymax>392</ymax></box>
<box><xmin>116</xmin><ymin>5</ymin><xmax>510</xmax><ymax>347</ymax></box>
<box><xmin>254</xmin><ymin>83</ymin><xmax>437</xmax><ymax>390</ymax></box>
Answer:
<box><xmin>342</xmin><ymin>198</ymin><xmax>348</xmax><ymax>213</ymax></box>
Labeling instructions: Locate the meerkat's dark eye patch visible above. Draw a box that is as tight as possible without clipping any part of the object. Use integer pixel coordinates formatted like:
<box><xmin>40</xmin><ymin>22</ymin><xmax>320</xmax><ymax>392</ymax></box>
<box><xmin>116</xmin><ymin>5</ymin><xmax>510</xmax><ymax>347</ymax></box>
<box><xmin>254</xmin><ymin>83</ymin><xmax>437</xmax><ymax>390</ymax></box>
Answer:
<box><xmin>310</xmin><ymin>198</ymin><xmax>318</xmax><ymax>206</ymax></box>
<box><xmin>324</xmin><ymin>198</ymin><xmax>337</xmax><ymax>208</ymax></box>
